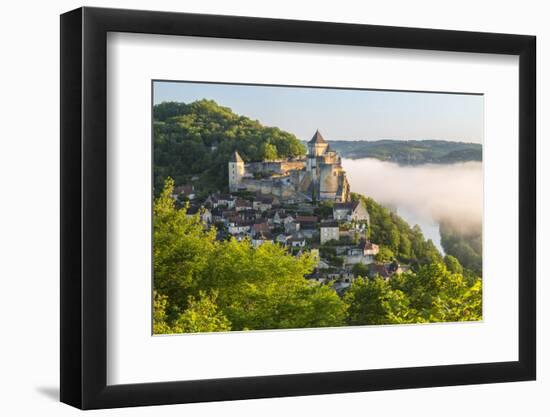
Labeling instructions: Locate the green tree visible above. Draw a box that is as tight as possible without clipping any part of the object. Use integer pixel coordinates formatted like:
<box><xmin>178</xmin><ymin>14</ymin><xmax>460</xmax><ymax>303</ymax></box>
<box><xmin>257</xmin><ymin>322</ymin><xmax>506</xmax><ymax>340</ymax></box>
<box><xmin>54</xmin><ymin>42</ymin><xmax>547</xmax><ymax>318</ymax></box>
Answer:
<box><xmin>153</xmin><ymin>177</ymin><xmax>217</xmax><ymax>321</ymax></box>
<box><xmin>153</xmin><ymin>179</ymin><xmax>347</xmax><ymax>333</ymax></box>
<box><xmin>440</xmin><ymin>220</ymin><xmax>482</xmax><ymax>275</ymax></box>
<box><xmin>261</xmin><ymin>143</ymin><xmax>279</xmax><ymax>160</ymax></box>
<box><xmin>344</xmin><ymin>278</ymin><xmax>412</xmax><ymax>325</ymax></box>
<box><xmin>173</xmin><ymin>291</ymin><xmax>231</xmax><ymax>333</ymax></box>
<box><xmin>314</xmin><ymin>201</ymin><xmax>334</xmax><ymax>219</ymax></box>
<box><xmin>354</xmin><ymin>193</ymin><xmax>443</xmax><ymax>266</ymax></box>
<box><xmin>345</xmin><ymin>263</ymin><xmax>482</xmax><ymax>326</ymax></box>
<box><xmin>444</xmin><ymin>255</ymin><xmax>463</xmax><ymax>274</ymax></box>
<box><xmin>153</xmin><ymin>291</ymin><xmax>173</xmax><ymax>334</ymax></box>
<box><xmin>153</xmin><ymin>100</ymin><xmax>306</xmax><ymax>193</ymax></box>
<box><xmin>399</xmin><ymin>234</ymin><xmax>412</xmax><ymax>258</ymax></box>
<box><xmin>204</xmin><ymin>239</ymin><xmax>347</xmax><ymax>330</ymax></box>
<box><xmin>375</xmin><ymin>246</ymin><xmax>395</xmax><ymax>262</ymax></box>
<box><xmin>391</xmin><ymin>263</ymin><xmax>482</xmax><ymax>322</ymax></box>
<box><xmin>153</xmin><ymin>181</ymin><xmax>482</xmax><ymax>333</ymax></box>
<box><xmin>352</xmin><ymin>262</ymin><xmax>369</xmax><ymax>277</ymax></box>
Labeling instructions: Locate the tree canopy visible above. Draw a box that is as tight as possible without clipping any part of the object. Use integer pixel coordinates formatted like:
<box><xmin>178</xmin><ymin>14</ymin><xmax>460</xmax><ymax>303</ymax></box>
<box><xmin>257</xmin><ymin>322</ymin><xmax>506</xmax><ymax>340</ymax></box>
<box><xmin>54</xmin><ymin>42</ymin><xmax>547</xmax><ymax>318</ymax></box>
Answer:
<box><xmin>345</xmin><ymin>263</ymin><xmax>482</xmax><ymax>325</ymax></box>
<box><xmin>153</xmin><ymin>100</ymin><xmax>306</xmax><ymax>193</ymax></box>
<box><xmin>153</xmin><ymin>178</ymin><xmax>347</xmax><ymax>333</ymax></box>
<box><xmin>329</xmin><ymin>139</ymin><xmax>482</xmax><ymax>164</ymax></box>
<box><xmin>352</xmin><ymin>193</ymin><xmax>442</xmax><ymax>267</ymax></box>
<box><xmin>440</xmin><ymin>220</ymin><xmax>482</xmax><ymax>275</ymax></box>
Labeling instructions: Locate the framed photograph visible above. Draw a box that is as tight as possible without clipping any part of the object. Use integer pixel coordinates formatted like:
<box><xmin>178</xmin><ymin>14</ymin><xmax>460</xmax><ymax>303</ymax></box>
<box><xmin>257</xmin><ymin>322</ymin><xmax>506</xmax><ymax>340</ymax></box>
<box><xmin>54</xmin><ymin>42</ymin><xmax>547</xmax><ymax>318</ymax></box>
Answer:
<box><xmin>60</xmin><ymin>6</ymin><xmax>536</xmax><ymax>410</ymax></box>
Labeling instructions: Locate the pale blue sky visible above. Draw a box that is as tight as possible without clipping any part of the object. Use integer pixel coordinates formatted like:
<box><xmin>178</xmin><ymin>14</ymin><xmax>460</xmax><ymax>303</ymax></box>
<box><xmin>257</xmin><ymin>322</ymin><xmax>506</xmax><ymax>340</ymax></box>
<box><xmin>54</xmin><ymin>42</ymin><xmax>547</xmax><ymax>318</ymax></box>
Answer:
<box><xmin>153</xmin><ymin>81</ymin><xmax>483</xmax><ymax>144</ymax></box>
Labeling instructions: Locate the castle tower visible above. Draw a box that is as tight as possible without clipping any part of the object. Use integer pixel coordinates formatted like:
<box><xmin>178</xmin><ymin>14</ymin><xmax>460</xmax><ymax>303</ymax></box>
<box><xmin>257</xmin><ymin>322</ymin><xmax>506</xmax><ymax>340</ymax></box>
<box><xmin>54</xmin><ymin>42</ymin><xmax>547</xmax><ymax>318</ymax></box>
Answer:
<box><xmin>306</xmin><ymin>130</ymin><xmax>329</xmax><ymax>180</ymax></box>
<box><xmin>319</xmin><ymin>163</ymin><xmax>339</xmax><ymax>200</ymax></box>
<box><xmin>228</xmin><ymin>150</ymin><xmax>245</xmax><ymax>192</ymax></box>
<box><xmin>307</xmin><ymin>129</ymin><xmax>329</xmax><ymax>158</ymax></box>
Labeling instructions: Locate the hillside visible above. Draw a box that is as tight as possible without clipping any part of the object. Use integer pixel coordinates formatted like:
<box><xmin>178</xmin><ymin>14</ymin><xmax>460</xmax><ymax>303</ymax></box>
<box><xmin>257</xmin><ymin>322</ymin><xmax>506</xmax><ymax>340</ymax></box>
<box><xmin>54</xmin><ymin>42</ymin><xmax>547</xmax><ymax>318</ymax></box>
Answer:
<box><xmin>153</xmin><ymin>100</ymin><xmax>306</xmax><ymax>194</ymax></box>
<box><xmin>328</xmin><ymin>139</ymin><xmax>482</xmax><ymax>164</ymax></box>
<box><xmin>440</xmin><ymin>220</ymin><xmax>483</xmax><ymax>275</ymax></box>
<box><xmin>154</xmin><ymin>180</ymin><xmax>482</xmax><ymax>333</ymax></box>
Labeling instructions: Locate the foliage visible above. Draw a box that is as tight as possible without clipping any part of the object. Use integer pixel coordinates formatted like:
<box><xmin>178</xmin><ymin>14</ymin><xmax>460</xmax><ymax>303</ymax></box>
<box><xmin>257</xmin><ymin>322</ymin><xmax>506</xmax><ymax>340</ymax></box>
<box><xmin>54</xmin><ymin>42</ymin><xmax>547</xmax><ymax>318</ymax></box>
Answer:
<box><xmin>440</xmin><ymin>220</ymin><xmax>482</xmax><ymax>275</ymax></box>
<box><xmin>314</xmin><ymin>201</ymin><xmax>334</xmax><ymax>219</ymax></box>
<box><xmin>153</xmin><ymin>179</ymin><xmax>347</xmax><ymax>333</ymax></box>
<box><xmin>153</xmin><ymin>291</ymin><xmax>173</xmax><ymax>334</ymax></box>
<box><xmin>173</xmin><ymin>291</ymin><xmax>231</xmax><ymax>333</ymax></box>
<box><xmin>329</xmin><ymin>139</ymin><xmax>482</xmax><ymax>165</ymax></box>
<box><xmin>444</xmin><ymin>255</ymin><xmax>463</xmax><ymax>275</ymax></box>
<box><xmin>351</xmin><ymin>262</ymin><xmax>369</xmax><ymax>277</ymax></box>
<box><xmin>391</xmin><ymin>263</ymin><xmax>482</xmax><ymax>323</ymax></box>
<box><xmin>344</xmin><ymin>277</ymin><xmax>412</xmax><ymax>325</ymax></box>
<box><xmin>153</xmin><ymin>181</ymin><xmax>482</xmax><ymax>333</ymax></box>
<box><xmin>154</xmin><ymin>289</ymin><xmax>231</xmax><ymax>334</ymax></box>
<box><xmin>352</xmin><ymin>193</ymin><xmax>442</xmax><ymax>266</ymax></box>
<box><xmin>344</xmin><ymin>262</ymin><xmax>482</xmax><ymax>325</ymax></box>
<box><xmin>375</xmin><ymin>246</ymin><xmax>395</xmax><ymax>263</ymax></box>
<box><xmin>153</xmin><ymin>100</ymin><xmax>306</xmax><ymax>193</ymax></box>
<box><xmin>153</xmin><ymin>178</ymin><xmax>217</xmax><ymax>321</ymax></box>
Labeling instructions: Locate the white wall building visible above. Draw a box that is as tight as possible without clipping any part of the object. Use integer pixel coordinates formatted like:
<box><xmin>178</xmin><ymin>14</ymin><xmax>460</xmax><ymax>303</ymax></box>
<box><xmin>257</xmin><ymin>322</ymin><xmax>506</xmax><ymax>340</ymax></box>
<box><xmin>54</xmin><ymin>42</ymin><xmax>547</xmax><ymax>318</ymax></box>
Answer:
<box><xmin>320</xmin><ymin>221</ymin><xmax>340</xmax><ymax>244</ymax></box>
<box><xmin>228</xmin><ymin>150</ymin><xmax>245</xmax><ymax>192</ymax></box>
<box><xmin>333</xmin><ymin>201</ymin><xmax>370</xmax><ymax>223</ymax></box>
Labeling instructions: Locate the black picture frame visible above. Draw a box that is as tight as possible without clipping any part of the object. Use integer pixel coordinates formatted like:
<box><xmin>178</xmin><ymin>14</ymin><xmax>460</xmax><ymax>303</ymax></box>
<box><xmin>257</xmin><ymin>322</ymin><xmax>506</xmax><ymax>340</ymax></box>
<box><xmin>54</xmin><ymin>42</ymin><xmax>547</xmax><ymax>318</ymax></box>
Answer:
<box><xmin>60</xmin><ymin>6</ymin><xmax>536</xmax><ymax>410</ymax></box>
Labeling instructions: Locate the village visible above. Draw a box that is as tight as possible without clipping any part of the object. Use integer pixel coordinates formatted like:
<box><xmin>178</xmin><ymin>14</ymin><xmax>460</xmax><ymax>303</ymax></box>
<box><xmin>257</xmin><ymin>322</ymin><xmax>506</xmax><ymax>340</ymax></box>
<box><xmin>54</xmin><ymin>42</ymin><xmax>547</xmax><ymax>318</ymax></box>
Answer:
<box><xmin>171</xmin><ymin>130</ymin><xmax>409</xmax><ymax>295</ymax></box>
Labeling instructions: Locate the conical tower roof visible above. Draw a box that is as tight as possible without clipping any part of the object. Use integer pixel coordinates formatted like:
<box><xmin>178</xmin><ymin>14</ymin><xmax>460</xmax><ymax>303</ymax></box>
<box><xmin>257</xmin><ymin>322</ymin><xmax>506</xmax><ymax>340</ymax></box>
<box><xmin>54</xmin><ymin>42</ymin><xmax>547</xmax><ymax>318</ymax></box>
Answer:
<box><xmin>230</xmin><ymin>150</ymin><xmax>244</xmax><ymax>163</ymax></box>
<box><xmin>308</xmin><ymin>129</ymin><xmax>327</xmax><ymax>144</ymax></box>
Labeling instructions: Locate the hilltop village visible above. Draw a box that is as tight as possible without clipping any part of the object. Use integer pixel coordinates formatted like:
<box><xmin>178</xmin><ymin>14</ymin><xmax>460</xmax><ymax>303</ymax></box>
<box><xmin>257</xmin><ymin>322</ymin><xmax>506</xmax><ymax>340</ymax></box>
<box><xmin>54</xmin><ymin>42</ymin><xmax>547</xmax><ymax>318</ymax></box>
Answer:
<box><xmin>174</xmin><ymin>130</ymin><xmax>408</xmax><ymax>294</ymax></box>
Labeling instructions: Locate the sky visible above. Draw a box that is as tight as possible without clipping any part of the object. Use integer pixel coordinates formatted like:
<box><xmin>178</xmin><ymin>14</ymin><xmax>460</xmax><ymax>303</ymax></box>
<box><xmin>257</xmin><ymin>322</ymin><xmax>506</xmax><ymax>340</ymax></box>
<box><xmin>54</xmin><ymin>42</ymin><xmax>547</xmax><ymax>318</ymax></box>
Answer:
<box><xmin>153</xmin><ymin>81</ymin><xmax>484</xmax><ymax>144</ymax></box>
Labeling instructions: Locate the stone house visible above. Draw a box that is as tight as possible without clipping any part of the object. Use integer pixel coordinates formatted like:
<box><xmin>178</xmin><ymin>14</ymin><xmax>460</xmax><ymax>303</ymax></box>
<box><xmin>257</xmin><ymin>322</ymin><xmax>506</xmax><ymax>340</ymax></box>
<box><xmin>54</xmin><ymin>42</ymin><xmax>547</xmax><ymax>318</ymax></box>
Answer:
<box><xmin>235</xmin><ymin>199</ymin><xmax>253</xmax><ymax>212</ymax></box>
<box><xmin>289</xmin><ymin>235</ymin><xmax>307</xmax><ymax>247</ymax></box>
<box><xmin>227</xmin><ymin>220</ymin><xmax>253</xmax><ymax>235</ymax></box>
<box><xmin>253</xmin><ymin>196</ymin><xmax>277</xmax><ymax>212</ymax></box>
<box><xmin>296</xmin><ymin>216</ymin><xmax>318</xmax><ymax>239</ymax></box>
<box><xmin>333</xmin><ymin>201</ymin><xmax>370</xmax><ymax>223</ymax></box>
<box><xmin>285</xmin><ymin>220</ymin><xmax>300</xmax><ymax>234</ymax></box>
<box><xmin>344</xmin><ymin>240</ymin><xmax>379</xmax><ymax>265</ymax></box>
<box><xmin>275</xmin><ymin>233</ymin><xmax>291</xmax><ymax>245</ymax></box>
<box><xmin>172</xmin><ymin>184</ymin><xmax>195</xmax><ymax>201</ymax></box>
<box><xmin>239</xmin><ymin>209</ymin><xmax>260</xmax><ymax>222</ymax></box>
<box><xmin>320</xmin><ymin>221</ymin><xmax>340</xmax><ymax>244</ymax></box>
<box><xmin>252</xmin><ymin>231</ymin><xmax>273</xmax><ymax>248</ymax></box>
<box><xmin>272</xmin><ymin>210</ymin><xmax>284</xmax><ymax>225</ymax></box>
<box><xmin>209</xmin><ymin>194</ymin><xmax>236</xmax><ymax>209</ymax></box>
<box><xmin>251</xmin><ymin>221</ymin><xmax>270</xmax><ymax>235</ymax></box>
<box><xmin>186</xmin><ymin>206</ymin><xmax>212</xmax><ymax>225</ymax></box>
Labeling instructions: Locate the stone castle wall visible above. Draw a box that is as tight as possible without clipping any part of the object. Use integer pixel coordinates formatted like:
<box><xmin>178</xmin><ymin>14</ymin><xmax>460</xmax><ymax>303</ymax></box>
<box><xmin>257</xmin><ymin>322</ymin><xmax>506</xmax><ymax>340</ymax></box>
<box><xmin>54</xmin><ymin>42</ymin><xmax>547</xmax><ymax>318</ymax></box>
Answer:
<box><xmin>246</xmin><ymin>160</ymin><xmax>305</xmax><ymax>175</ymax></box>
<box><xmin>240</xmin><ymin>178</ymin><xmax>298</xmax><ymax>200</ymax></box>
<box><xmin>319</xmin><ymin>164</ymin><xmax>339</xmax><ymax>199</ymax></box>
<box><xmin>229</xmin><ymin>131</ymin><xmax>350</xmax><ymax>202</ymax></box>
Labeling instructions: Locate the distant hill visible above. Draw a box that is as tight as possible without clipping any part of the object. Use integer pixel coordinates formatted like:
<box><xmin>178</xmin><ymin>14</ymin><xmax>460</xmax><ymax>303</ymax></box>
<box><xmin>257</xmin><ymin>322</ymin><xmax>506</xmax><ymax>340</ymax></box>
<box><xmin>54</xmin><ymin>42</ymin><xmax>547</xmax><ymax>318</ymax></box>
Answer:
<box><xmin>327</xmin><ymin>140</ymin><xmax>482</xmax><ymax>165</ymax></box>
<box><xmin>153</xmin><ymin>100</ymin><xmax>306</xmax><ymax>193</ymax></box>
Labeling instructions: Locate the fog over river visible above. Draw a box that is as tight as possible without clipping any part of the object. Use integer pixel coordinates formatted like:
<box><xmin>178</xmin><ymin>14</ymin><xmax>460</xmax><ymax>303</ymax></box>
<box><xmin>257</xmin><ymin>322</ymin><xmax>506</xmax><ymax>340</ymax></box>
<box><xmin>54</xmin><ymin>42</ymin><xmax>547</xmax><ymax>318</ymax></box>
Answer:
<box><xmin>342</xmin><ymin>158</ymin><xmax>483</xmax><ymax>254</ymax></box>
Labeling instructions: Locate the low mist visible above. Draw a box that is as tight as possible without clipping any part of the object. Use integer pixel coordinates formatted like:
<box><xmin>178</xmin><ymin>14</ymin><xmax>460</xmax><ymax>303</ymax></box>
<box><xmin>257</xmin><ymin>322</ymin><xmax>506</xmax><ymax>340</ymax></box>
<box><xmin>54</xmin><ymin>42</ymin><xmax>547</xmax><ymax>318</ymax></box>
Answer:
<box><xmin>343</xmin><ymin>158</ymin><xmax>483</xmax><ymax>235</ymax></box>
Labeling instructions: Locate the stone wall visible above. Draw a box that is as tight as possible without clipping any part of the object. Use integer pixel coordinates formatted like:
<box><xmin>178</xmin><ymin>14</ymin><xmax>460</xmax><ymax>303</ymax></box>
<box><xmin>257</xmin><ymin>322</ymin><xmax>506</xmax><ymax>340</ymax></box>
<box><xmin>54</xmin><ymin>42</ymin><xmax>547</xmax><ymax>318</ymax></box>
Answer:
<box><xmin>240</xmin><ymin>178</ymin><xmax>301</xmax><ymax>201</ymax></box>
<box><xmin>319</xmin><ymin>164</ymin><xmax>339</xmax><ymax>200</ymax></box>
<box><xmin>246</xmin><ymin>160</ymin><xmax>305</xmax><ymax>175</ymax></box>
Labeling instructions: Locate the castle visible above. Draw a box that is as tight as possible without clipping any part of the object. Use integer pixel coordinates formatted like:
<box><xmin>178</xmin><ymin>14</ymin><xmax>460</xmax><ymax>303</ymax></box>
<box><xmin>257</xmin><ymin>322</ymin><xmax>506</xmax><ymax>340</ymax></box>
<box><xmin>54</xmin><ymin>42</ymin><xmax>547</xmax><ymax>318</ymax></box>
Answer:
<box><xmin>229</xmin><ymin>130</ymin><xmax>350</xmax><ymax>203</ymax></box>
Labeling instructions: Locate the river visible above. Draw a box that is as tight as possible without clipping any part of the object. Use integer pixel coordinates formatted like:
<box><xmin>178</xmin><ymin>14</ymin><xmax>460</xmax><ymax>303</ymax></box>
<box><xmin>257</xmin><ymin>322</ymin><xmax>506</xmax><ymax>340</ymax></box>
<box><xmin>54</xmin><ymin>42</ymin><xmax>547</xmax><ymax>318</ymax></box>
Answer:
<box><xmin>342</xmin><ymin>158</ymin><xmax>483</xmax><ymax>255</ymax></box>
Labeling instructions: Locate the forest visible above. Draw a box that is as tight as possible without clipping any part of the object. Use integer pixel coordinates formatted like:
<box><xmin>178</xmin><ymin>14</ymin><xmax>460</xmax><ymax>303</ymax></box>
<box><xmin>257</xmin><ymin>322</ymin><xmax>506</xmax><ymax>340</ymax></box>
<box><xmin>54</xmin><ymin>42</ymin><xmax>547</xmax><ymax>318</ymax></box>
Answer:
<box><xmin>354</xmin><ymin>192</ymin><xmax>482</xmax><ymax>280</ymax></box>
<box><xmin>153</xmin><ymin>179</ymin><xmax>482</xmax><ymax>333</ymax></box>
<box><xmin>328</xmin><ymin>139</ymin><xmax>482</xmax><ymax>164</ymax></box>
<box><xmin>153</xmin><ymin>100</ymin><xmax>306</xmax><ymax>194</ymax></box>
<box><xmin>440</xmin><ymin>220</ymin><xmax>483</xmax><ymax>275</ymax></box>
